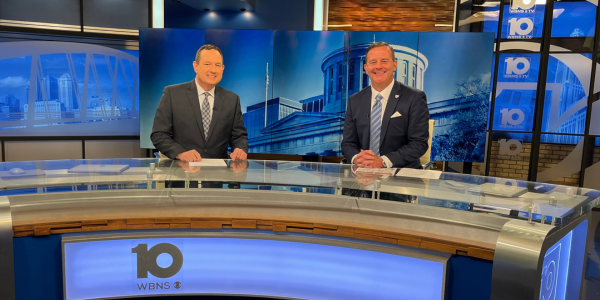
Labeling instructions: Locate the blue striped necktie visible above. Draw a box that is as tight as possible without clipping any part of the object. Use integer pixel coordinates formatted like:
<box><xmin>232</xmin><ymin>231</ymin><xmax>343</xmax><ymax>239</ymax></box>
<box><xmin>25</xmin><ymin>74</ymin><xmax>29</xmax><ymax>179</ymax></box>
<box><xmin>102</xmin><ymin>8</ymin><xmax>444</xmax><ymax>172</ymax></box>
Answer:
<box><xmin>201</xmin><ymin>92</ymin><xmax>211</xmax><ymax>139</ymax></box>
<box><xmin>370</xmin><ymin>93</ymin><xmax>383</xmax><ymax>156</ymax></box>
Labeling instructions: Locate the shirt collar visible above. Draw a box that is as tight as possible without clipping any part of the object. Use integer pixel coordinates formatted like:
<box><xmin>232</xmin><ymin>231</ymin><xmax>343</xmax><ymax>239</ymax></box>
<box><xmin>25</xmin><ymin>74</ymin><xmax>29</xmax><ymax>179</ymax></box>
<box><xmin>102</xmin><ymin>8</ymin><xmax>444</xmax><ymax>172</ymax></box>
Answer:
<box><xmin>195</xmin><ymin>79</ymin><xmax>215</xmax><ymax>98</ymax></box>
<box><xmin>371</xmin><ymin>80</ymin><xmax>395</xmax><ymax>102</ymax></box>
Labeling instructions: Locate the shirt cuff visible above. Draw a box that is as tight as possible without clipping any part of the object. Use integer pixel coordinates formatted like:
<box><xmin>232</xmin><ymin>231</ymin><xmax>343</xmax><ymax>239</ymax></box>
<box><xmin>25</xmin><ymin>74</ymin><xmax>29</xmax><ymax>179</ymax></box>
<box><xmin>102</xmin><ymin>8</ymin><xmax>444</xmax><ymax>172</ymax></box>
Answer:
<box><xmin>351</xmin><ymin>154</ymin><xmax>358</xmax><ymax>164</ymax></box>
<box><xmin>381</xmin><ymin>156</ymin><xmax>393</xmax><ymax>168</ymax></box>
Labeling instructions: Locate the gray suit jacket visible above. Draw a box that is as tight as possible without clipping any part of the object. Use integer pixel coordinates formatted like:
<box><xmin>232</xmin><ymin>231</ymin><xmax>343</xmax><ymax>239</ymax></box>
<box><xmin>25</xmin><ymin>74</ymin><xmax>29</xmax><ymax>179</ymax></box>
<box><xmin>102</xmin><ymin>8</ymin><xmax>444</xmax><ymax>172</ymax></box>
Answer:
<box><xmin>341</xmin><ymin>80</ymin><xmax>429</xmax><ymax>169</ymax></box>
<box><xmin>151</xmin><ymin>80</ymin><xmax>249</xmax><ymax>159</ymax></box>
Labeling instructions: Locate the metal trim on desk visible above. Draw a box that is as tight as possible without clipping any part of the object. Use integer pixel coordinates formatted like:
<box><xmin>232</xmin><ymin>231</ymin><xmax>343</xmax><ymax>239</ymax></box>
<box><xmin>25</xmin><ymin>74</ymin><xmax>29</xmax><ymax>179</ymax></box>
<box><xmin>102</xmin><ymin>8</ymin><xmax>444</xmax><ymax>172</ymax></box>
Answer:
<box><xmin>0</xmin><ymin>196</ymin><xmax>15</xmax><ymax>300</ymax></box>
<box><xmin>491</xmin><ymin>214</ymin><xmax>590</xmax><ymax>300</ymax></box>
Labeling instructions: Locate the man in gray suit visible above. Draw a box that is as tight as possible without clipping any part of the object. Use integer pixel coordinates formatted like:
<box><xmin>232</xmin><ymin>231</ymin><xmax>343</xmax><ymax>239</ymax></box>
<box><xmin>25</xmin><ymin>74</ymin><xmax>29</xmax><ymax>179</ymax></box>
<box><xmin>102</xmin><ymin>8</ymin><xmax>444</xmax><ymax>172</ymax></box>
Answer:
<box><xmin>342</xmin><ymin>42</ymin><xmax>429</xmax><ymax>169</ymax></box>
<box><xmin>151</xmin><ymin>44</ymin><xmax>249</xmax><ymax>162</ymax></box>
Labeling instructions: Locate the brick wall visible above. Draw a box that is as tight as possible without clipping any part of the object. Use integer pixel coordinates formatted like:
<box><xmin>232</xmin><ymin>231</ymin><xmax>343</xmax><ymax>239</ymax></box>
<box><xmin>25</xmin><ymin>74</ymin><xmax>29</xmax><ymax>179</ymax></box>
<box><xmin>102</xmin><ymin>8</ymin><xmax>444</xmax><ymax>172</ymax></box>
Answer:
<box><xmin>488</xmin><ymin>141</ymin><xmax>531</xmax><ymax>179</ymax></box>
<box><xmin>327</xmin><ymin>0</ymin><xmax>455</xmax><ymax>32</ymax></box>
<box><xmin>486</xmin><ymin>142</ymin><xmax>600</xmax><ymax>186</ymax></box>
<box><xmin>536</xmin><ymin>143</ymin><xmax>580</xmax><ymax>186</ymax></box>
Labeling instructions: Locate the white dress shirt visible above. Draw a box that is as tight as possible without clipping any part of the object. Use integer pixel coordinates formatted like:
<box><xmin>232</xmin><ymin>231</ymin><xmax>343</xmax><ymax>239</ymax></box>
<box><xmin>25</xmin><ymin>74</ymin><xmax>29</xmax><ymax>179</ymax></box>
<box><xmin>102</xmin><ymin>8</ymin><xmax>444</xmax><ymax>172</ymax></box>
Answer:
<box><xmin>352</xmin><ymin>80</ymin><xmax>395</xmax><ymax>168</ymax></box>
<box><xmin>195</xmin><ymin>79</ymin><xmax>215</xmax><ymax>121</ymax></box>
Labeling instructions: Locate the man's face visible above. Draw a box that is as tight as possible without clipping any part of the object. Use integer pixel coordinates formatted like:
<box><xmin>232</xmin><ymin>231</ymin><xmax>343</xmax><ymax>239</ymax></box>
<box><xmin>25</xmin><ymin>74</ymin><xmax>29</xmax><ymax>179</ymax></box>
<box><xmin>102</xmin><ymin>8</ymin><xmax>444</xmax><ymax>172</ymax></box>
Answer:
<box><xmin>193</xmin><ymin>49</ymin><xmax>224</xmax><ymax>90</ymax></box>
<box><xmin>364</xmin><ymin>46</ymin><xmax>397</xmax><ymax>88</ymax></box>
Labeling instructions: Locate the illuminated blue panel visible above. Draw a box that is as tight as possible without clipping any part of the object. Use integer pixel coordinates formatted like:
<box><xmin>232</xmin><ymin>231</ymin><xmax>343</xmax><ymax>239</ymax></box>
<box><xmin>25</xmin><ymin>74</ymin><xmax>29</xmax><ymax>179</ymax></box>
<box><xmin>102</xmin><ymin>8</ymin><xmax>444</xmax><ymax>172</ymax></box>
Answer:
<box><xmin>484</xmin><ymin>6</ymin><xmax>500</xmax><ymax>39</ymax></box>
<box><xmin>0</xmin><ymin>42</ymin><xmax>139</xmax><ymax>136</ymax></box>
<box><xmin>541</xmin><ymin>54</ymin><xmax>591</xmax><ymax>142</ymax></box>
<box><xmin>64</xmin><ymin>237</ymin><xmax>446</xmax><ymax>300</ymax></box>
<box><xmin>539</xmin><ymin>220</ymin><xmax>588</xmax><ymax>300</ymax></box>
<box><xmin>493</xmin><ymin>53</ymin><xmax>541</xmax><ymax>132</ymax></box>
<box><xmin>501</xmin><ymin>4</ymin><xmax>545</xmax><ymax>39</ymax></box>
<box><xmin>552</xmin><ymin>1</ymin><xmax>596</xmax><ymax>38</ymax></box>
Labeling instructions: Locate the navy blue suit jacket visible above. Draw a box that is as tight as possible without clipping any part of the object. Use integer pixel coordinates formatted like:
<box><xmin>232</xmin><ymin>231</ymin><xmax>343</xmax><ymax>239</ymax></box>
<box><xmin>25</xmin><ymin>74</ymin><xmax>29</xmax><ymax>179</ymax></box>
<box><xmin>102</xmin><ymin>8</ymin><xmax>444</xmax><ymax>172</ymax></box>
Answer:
<box><xmin>341</xmin><ymin>81</ymin><xmax>430</xmax><ymax>169</ymax></box>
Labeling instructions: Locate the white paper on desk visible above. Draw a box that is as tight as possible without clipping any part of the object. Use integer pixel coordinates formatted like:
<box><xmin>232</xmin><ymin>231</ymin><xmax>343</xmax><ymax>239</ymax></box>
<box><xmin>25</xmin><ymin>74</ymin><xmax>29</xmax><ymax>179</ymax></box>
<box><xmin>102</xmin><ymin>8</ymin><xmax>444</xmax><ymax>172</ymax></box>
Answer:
<box><xmin>188</xmin><ymin>159</ymin><xmax>227</xmax><ymax>167</ymax></box>
<box><xmin>355</xmin><ymin>168</ymin><xmax>397</xmax><ymax>176</ymax></box>
<box><xmin>519</xmin><ymin>192</ymin><xmax>546</xmax><ymax>200</ymax></box>
<box><xmin>395</xmin><ymin>168</ymin><xmax>442</xmax><ymax>180</ymax></box>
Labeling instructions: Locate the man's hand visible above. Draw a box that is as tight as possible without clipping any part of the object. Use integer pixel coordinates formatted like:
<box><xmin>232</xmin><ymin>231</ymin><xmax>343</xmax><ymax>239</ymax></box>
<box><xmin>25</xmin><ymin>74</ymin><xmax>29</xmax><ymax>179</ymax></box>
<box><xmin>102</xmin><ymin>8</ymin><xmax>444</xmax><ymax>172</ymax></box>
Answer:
<box><xmin>230</xmin><ymin>148</ymin><xmax>247</xmax><ymax>161</ymax></box>
<box><xmin>355</xmin><ymin>150</ymin><xmax>384</xmax><ymax>168</ymax></box>
<box><xmin>176</xmin><ymin>149</ymin><xmax>201</xmax><ymax>162</ymax></box>
<box><xmin>177</xmin><ymin>160</ymin><xmax>201</xmax><ymax>173</ymax></box>
<box><xmin>230</xmin><ymin>160</ymin><xmax>249</xmax><ymax>174</ymax></box>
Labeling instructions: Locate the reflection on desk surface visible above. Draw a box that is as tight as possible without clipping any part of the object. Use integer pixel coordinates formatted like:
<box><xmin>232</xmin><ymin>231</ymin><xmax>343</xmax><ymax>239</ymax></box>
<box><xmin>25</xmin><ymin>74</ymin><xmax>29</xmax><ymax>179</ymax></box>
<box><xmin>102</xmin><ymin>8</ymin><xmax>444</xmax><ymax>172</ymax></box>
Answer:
<box><xmin>0</xmin><ymin>158</ymin><xmax>597</xmax><ymax>224</ymax></box>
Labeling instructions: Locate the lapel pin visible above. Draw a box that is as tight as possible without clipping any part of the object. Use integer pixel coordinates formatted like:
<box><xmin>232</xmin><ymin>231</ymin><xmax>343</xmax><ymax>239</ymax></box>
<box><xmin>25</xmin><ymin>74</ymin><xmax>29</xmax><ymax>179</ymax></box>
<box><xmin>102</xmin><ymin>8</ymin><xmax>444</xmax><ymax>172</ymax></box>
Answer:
<box><xmin>395</xmin><ymin>95</ymin><xmax>399</xmax><ymax>98</ymax></box>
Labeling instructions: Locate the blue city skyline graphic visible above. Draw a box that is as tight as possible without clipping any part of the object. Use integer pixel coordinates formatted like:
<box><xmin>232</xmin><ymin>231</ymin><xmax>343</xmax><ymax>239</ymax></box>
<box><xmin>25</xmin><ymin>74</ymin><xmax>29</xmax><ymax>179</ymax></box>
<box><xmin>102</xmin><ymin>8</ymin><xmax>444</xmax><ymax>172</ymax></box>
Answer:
<box><xmin>139</xmin><ymin>29</ymin><xmax>494</xmax><ymax>162</ymax></box>
<box><xmin>0</xmin><ymin>41</ymin><xmax>140</xmax><ymax>136</ymax></box>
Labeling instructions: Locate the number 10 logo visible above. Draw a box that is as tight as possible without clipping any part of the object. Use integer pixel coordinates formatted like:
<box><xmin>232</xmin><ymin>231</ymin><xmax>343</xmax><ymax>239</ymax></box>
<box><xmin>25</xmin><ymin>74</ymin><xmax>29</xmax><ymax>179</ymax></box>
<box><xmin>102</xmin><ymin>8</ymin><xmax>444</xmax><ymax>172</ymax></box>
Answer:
<box><xmin>510</xmin><ymin>0</ymin><xmax>536</xmax><ymax>13</ymax></box>
<box><xmin>508</xmin><ymin>18</ymin><xmax>534</xmax><ymax>38</ymax></box>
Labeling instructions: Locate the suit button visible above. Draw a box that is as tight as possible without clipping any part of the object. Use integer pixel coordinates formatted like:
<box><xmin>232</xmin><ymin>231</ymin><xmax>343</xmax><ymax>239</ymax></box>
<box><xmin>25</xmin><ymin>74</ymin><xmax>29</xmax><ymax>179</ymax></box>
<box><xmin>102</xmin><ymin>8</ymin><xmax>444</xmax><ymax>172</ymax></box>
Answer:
<box><xmin>204</xmin><ymin>149</ymin><xmax>207</xmax><ymax>152</ymax></box>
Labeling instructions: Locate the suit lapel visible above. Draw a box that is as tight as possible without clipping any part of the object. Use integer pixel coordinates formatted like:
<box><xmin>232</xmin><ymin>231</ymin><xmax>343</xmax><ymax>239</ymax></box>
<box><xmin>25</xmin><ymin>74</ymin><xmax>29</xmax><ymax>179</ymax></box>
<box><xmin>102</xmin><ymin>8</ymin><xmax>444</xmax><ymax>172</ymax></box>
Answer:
<box><xmin>186</xmin><ymin>80</ymin><xmax>205</xmax><ymax>143</ymax></box>
<box><xmin>361</xmin><ymin>88</ymin><xmax>372</xmax><ymax>149</ymax></box>
<box><xmin>380</xmin><ymin>81</ymin><xmax>403</xmax><ymax>144</ymax></box>
<box><xmin>205</xmin><ymin>86</ymin><xmax>224</xmax><ymax>144</ymax></box>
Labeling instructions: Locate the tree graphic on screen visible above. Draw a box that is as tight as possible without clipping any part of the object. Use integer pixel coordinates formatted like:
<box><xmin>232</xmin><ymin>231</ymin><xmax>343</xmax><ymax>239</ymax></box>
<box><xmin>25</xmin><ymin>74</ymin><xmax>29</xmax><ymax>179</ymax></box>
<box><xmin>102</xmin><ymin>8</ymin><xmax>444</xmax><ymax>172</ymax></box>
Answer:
<box><xmin>432</xmin><ymin>77</ymin><xmax>489</xmax><ymax>162</ymax></box>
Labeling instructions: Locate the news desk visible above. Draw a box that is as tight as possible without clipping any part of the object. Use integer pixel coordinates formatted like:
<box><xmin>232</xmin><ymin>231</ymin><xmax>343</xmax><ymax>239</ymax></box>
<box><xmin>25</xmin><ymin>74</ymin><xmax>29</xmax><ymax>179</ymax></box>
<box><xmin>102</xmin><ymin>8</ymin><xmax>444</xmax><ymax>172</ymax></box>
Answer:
<box><xmin>0</xmin><ymin>158</ymin><xmax>598</xmax><ymax>300</ymax></box>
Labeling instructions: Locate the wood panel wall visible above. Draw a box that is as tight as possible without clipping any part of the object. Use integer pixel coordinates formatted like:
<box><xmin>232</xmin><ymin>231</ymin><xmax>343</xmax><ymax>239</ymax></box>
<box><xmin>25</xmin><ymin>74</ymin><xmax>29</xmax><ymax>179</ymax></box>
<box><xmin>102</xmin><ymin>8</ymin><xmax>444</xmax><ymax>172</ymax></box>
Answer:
<box><xmin>13</xmin><ymin>217</ymin><xmax>495</xmax><ymax>260</ymax></box>
<box><xmin>327</xmin><ymin>0</ymin><xmax>455</xmax><ymax>32</ymax></box>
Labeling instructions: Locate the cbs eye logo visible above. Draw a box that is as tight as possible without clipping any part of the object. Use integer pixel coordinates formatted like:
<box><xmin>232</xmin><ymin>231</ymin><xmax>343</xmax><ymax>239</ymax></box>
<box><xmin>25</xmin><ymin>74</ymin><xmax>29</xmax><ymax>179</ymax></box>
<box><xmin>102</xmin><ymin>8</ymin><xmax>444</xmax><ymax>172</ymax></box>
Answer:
<box><xmin>504</xmin><ymin>57</ymin><xmax>531</xmax><ymax>78</ymax></box>
<box><xmin>132</xmin><ymin>243</ymin><xmax>184</xmax><ymax>278</ymax></box>
<box><xmin>510</xmin><ymin>0</ymin><xmax>536</xmax><ymax>13</ymax></box>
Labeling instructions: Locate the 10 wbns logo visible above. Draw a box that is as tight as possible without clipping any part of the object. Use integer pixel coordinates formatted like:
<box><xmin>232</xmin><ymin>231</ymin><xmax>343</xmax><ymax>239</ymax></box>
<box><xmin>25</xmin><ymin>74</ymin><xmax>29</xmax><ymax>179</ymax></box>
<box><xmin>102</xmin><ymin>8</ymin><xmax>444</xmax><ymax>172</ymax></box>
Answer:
<box><xmin>504</xmin><ymin>57</ymin><xmax>531</xmax><ymax>79</ymax></box>
<box><xmin>132</xmin><ymin>243</ymin><xmax>184</xmax><ymax>291</ymax></box>
<box><xmin>510</xmin><ymin>0</ymin><xmax>536</xmax><ymax>14</ymax></box>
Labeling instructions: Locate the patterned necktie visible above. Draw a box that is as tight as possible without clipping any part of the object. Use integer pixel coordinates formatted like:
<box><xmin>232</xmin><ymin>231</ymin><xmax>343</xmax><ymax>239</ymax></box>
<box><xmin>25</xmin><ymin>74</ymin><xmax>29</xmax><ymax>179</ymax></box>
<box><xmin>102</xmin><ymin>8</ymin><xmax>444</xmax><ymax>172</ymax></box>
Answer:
<box><xmin>201</xmin><ymin>92</ymin><xmax>211</xmax><ymax>139</ymax></box>
<box><xmin>370</xmin><ymin>93</ymin><xmax>383</xmax><ymax>156</ymax></box>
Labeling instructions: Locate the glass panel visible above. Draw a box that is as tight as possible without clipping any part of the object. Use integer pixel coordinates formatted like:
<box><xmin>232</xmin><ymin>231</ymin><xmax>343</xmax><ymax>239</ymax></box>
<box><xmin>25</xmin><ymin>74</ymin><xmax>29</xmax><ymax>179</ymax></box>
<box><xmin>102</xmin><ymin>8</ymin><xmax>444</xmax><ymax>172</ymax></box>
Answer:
<box><xmin>542</xmin><ymin>53</ymin><xmax>592</xmax><ymax>135</ymax></box>
<box><xmin>537</xmin><ymin>134</ymin><xmax>583</xmax><ymax>186</ymax></box>
<box><xmin>500</xmin><ymin>0</ymin><xmax>545</xmax><ymax>39</ymax></box>
<box><xmin>456</xmin><ymin>0</ymin><xmax>500</xmax><ymax>38</ymax></box>
<box><xmin>0</xmin><ymin>56</ymin><xmax>31</xmax><ymax>126</ymax></box>
<box><xmin>493</xmin><ymin>53</ymin><xmax>541</xmax><ymax>131</ymax></box>
<box><xmin>551</xmin><ymin>0</ymin><xmax>596</xmax><ymax>52</ymax></box>
<box><xmin>1</xmin><ymin>158</ymin><xmax>598</xmax><ymax>227</ymax></box>
<box><xmin>489</xmin><ymin>132</ymin><xmax>532</xmax><ymax>179</ymax></box>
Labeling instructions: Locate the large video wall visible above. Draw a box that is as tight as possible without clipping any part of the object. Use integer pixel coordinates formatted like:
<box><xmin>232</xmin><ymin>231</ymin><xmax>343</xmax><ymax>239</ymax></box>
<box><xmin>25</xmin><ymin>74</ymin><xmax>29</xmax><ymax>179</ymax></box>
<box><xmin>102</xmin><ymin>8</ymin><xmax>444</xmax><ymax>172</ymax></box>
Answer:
<box><xmin>139</xmin><ymin>29</ymin><xmax>494</xmax><ymax>163</ymax></box>
<box><xmin>0</xmin><ymin>41</ymin><xmax>139</xmax><ymax>136</ymax></box>
<box><xmin>458</xmin><ymin>0</ymin><xmax>600</xmax><ymax>187</ymax></box>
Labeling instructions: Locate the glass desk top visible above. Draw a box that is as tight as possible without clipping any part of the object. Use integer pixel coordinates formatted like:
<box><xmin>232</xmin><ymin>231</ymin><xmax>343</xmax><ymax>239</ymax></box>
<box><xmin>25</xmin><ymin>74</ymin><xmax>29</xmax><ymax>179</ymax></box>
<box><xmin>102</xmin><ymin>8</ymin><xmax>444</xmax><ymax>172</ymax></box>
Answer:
<box><xmin>0</xmin><ymin>158</ymin><xmax>597</xmax><ymax>227</ymax></box>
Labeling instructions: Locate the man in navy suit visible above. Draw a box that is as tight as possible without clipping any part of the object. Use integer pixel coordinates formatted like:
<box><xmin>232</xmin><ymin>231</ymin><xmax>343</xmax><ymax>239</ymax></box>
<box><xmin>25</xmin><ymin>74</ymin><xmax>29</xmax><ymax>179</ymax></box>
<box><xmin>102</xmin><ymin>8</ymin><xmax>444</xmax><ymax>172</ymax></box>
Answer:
<box><xmin>341</xmin><ymin>42</ymin><xmax>430</xmax><ymax>169</ymax></box>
